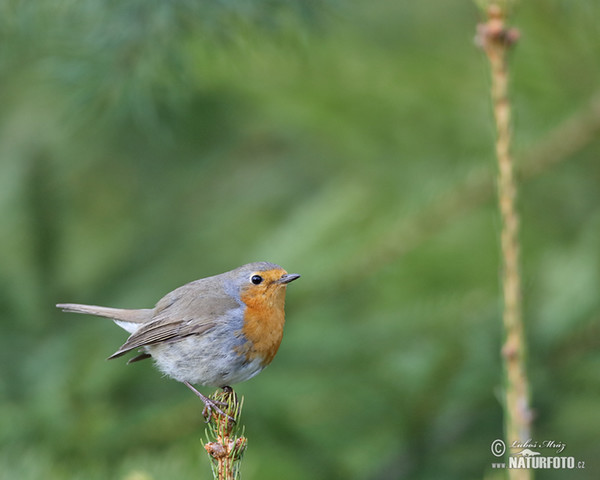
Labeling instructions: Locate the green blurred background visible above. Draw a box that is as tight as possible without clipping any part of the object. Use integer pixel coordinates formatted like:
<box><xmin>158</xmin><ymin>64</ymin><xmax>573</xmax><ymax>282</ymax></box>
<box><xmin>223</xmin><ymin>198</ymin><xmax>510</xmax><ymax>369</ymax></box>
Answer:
<box><xmin>1</xmin><ymin>0</ymin><xmax>599</xmax><ymax>478</ymax></box>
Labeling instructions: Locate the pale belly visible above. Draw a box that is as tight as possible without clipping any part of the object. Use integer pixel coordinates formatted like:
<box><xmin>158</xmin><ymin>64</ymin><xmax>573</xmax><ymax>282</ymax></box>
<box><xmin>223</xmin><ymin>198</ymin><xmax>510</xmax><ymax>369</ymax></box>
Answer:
<box><xmin>146</xmin><ymin>335</ymin><xmax>265</xmax><ymax>387</ymax></box>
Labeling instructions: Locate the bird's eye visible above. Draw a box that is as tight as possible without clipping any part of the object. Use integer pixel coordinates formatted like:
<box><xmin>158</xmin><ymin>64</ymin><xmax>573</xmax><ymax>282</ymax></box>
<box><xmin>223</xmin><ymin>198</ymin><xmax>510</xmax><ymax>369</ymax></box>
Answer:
<box><xmin>251</xmin><ymin>275</ymin><xmax>263</xmax><ymax>285</ymax></box>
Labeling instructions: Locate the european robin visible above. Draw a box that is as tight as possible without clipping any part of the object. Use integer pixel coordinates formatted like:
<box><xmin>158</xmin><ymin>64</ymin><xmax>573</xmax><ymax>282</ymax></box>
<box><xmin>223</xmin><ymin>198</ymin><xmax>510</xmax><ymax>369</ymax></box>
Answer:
<box><xmin>57</xmin><ymin>262</ymin><xmax>300</xmax><ymax>418</ymax></box>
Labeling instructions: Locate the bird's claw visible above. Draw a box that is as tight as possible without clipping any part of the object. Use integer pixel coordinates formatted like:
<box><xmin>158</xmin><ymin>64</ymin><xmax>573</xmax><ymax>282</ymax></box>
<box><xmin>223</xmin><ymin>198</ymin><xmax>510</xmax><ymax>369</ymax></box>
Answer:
<box><xmin>183</xmin><ymin>381</ymin><xmax>236</xmax><ymax>423</ymax></box>
<box><xmin>201</xmin><ymin>399</ymin><xmax>236</xmax><ymax>424</ymax></box>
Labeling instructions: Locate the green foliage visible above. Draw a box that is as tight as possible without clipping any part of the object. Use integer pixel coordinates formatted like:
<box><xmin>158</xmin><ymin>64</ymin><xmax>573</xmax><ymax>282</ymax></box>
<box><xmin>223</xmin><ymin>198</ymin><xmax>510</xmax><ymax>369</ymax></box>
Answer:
<box><xmin>1</xmin><ymin>1</ymin><xmax>599</xmax><ymax>479</ymax></box>
<box><xmin>203</xmin><ymin>389</ymin><xmax>246</xmax><ymax>480</ymax></box>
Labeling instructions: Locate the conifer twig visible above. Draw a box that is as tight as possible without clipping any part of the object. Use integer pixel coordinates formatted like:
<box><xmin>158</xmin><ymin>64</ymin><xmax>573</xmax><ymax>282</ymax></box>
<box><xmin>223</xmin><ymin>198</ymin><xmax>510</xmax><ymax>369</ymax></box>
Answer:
<box><xmin>476</xmin><ymin>4</ymin><xmax>532</xmax><ymax>479</ymax></box>
<box><xmin>203</xmin><ymin>388</ymin><xmax>247</xmax><ymax>480</ymax></box>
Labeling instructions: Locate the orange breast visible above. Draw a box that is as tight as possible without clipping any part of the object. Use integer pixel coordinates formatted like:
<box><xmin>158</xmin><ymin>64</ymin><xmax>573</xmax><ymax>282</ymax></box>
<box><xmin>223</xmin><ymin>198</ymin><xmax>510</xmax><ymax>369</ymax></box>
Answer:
<box><xmin>238</xmin><ymin>281</ymin><xmax>287</xmax><ymax>366</ymax></box>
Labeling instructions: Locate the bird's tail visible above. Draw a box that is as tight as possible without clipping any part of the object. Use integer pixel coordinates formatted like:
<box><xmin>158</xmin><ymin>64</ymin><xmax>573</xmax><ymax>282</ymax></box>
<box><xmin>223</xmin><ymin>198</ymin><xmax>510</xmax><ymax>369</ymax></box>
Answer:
<box><xmin>56</xmin><ymin>303</ymin><xmax>152</xmax><ymax>326</ymax></box>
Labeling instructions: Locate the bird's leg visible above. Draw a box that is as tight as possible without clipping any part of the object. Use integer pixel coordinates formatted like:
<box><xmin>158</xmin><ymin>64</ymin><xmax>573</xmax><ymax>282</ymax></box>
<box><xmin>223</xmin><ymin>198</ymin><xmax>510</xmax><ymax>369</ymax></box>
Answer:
<box><xmin>183</xmin><ymin>381</ymin><xmax>235</xmax><ymax>423</ymax></box>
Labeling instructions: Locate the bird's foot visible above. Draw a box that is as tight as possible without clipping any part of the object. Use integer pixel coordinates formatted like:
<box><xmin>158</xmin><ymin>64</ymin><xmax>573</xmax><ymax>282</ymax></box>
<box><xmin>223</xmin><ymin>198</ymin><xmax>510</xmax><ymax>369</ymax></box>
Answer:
<box><xmin>183</xmin><ymin>381</ymin><xmax>235</xmax><ymax>423</ymax></box>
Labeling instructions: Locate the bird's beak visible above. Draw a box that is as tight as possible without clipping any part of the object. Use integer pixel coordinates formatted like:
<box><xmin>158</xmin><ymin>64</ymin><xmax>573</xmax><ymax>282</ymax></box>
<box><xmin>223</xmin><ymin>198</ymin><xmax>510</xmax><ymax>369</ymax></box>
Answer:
<box><xmin>277</xmin><ymin>273</ymin><xmax>301</xmax><ymax>284</ymax></box>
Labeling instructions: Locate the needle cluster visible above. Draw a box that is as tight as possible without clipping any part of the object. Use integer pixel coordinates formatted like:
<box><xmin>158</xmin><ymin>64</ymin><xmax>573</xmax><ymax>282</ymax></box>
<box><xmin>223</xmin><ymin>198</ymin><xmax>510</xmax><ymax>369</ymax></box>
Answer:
<box><xmin>203</xmin><ymin>388</ymin><xmax>247</xmax><ymax>480</ymax></box>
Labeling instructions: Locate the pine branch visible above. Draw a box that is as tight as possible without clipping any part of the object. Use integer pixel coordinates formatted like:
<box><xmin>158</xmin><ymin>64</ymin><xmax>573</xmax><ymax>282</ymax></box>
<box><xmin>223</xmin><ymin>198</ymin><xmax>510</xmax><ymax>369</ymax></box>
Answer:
<box><xmin>476</xmin><ymin>4</ymin><xmax>533</xmax><ymax>480</ymax></box>
<box><xmin>202</xmin><ymin>388</ymin><xmax>247</xmax><ymax>480</ymax></box>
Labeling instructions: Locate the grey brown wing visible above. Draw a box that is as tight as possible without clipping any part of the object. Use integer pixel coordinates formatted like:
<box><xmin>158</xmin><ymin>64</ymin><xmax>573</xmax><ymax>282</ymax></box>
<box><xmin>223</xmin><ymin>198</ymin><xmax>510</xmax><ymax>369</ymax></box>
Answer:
<box><xmin>107</xmin><ymin>318</ymin><xmax>216</xmax><ymax>360</ymax></box>
<box><xmin>107</xmin><ymin>284</ymin><xmax>240</xmax><ymax>360</ymax></box>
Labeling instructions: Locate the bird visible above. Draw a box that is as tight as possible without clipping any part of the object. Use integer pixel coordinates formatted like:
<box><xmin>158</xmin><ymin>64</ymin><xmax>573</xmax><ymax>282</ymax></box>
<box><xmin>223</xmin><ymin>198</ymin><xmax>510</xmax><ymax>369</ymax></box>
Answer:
<box><xmin>57</xmin><ymin>262</ymin><xmax>300</xmax><ymax>419</ymax></box>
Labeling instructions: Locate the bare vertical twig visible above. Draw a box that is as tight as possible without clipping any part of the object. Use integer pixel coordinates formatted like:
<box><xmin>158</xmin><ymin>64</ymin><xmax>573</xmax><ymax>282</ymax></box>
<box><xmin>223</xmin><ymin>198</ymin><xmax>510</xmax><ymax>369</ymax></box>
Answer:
<box><xmin>476</xmin><ymin>4</ymin><xmax>533</xmax><ymax>479</ymax></box>
<box><xmin>203</xmin><ymin>388</ymin><xmax>247</xmax><ymax>480</ymax></box>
